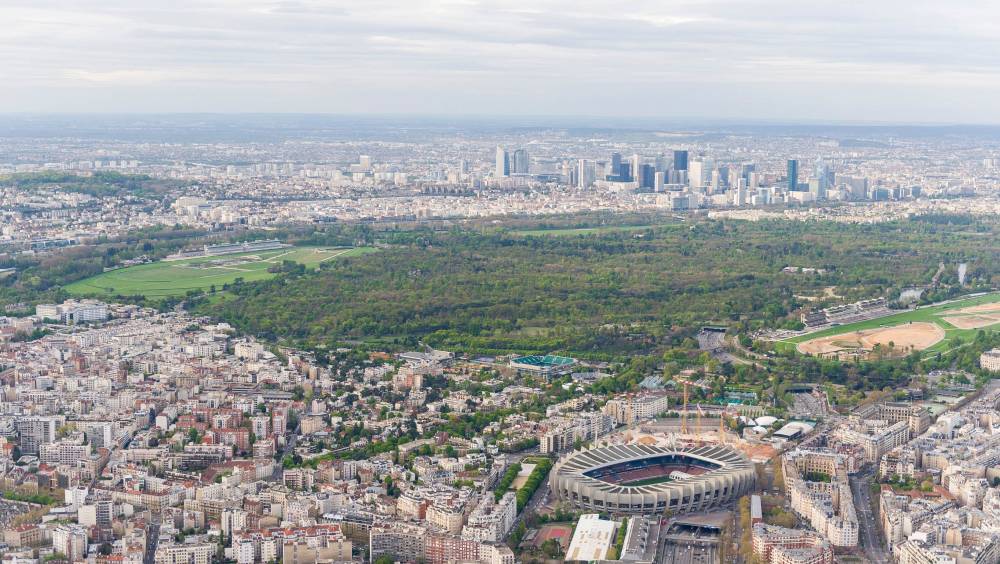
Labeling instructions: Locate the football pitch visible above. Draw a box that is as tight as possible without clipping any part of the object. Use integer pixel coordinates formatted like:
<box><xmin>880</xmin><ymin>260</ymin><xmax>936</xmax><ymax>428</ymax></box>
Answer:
<box><xmin>780</xmin><ymin>292</ymin><xmax>1000</xmax><ymax>357</ymax></box>
<box><xmin>65</xmin><ymin>246</ymin><xmax>378</xmax><ymax>298</ymax></box>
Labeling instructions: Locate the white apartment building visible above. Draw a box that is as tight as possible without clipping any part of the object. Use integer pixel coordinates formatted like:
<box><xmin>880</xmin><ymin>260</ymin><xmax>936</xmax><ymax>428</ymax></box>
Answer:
<box><xmin>602</xmin><ymin>392</ymin><xmax>671</xmax><ymax>425</ymax></box>
<box><xmin>980</xmin><ymin>349</ymin><xmax>1000</xmax><ymax>372</ymax></box>
<box><xmin>16</xmin><ymin>416</ymin><xmax>59</xmax><ymax>454</ymax></box>
<box><xmin>39</xmin><ymin>441</ymin><xmax>90</xmax><ymax>466</ymax></box>
<box><xmin>462</xmin><ymin>492</ymin><xmax>517</xmax><ymax>543</ymax></box>
<box><xmin>752</xmin><ymin>523</ymin><xmax>834</xmax><ymax>564</ymax></box>
<box><xmin>782</xmin><ymin>449</ymin><xmax>859</xmax><ymax>548</ymax></box>
<box><xmin>52</xmin><ymin>524</ymin><xmax>88</xmax><ymax>561</ymax></box>
<box><xmin>154</xmin><ymin>543</ymin><xmax>214</xmax><ymax>564</ymax></box>
<box><xmin>36</xmin><ymin>299</ymin><xmax>109</xmax><ymax>324</ymax></box>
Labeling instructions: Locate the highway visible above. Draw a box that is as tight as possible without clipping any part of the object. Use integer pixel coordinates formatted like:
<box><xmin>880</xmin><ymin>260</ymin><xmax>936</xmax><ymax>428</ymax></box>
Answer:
<box><xmin>850</xmin><ymin>467</ymin><xmax>889</xmax><ymax>564</ymax></box>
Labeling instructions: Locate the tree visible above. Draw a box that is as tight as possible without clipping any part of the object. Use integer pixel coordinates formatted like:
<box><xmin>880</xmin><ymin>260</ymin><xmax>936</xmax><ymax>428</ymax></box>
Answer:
<box><xmin>541</xmin><ymin>538</ymin><xmax>563</xmax><ymax>558</ymax></box>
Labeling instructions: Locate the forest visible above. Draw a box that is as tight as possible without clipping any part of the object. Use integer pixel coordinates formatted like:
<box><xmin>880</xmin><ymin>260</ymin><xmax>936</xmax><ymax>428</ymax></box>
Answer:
<box><xmin>0</xmin><ymin>171</ymin><xmax>181</xmax><ymax>200</ymax></box>
<box><xmin>196</xmin><ymin>217</ymin><xmax>1000</xmax><ymax>359</ymax></box>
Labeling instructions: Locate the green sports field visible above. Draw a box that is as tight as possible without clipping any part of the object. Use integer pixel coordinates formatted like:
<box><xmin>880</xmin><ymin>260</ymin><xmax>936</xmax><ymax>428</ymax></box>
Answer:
<box><xmin>65</xmin><ymin>246</ymin><xmax>378</xmax><ymax>298</ymax></box>
<box><xmin>620</xmin><ymin>475</ymin><xmax>674</xmax><ymax>487</ymax></box>
<box><xmin>779</xmin><ymin>292</ymin><xmax>1000</xmax><ymax>355</ymax></box>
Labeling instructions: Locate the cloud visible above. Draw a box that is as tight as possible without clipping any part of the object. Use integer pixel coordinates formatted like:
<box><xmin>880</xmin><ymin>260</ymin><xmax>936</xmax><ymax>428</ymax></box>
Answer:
<box><xmin>63</xmin><ymin>69</ymin><xmax>172</xmax><ymax>85</ymax></box>
<box><xmin>1</xmin><ymin>0</ymin><xmax>1000</xmax><ymax>121</ymax></box>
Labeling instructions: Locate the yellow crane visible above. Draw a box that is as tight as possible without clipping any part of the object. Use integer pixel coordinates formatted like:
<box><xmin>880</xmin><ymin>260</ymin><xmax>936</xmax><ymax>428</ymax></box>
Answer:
<box><xmin>676</xmin><ymin>378</ymin><xmax>710</xmax><ymax>435</ymax></box>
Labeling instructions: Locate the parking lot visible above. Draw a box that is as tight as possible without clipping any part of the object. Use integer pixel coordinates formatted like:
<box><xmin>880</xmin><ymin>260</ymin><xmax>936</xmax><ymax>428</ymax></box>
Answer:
<box><xmin>789</xmin><ymin>392</ymin><xmax>827</xmax><ymax>418</ymax></box>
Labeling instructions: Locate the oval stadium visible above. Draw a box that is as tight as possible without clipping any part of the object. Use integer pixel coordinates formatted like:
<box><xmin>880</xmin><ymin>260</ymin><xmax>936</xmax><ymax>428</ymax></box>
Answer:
<box><xmin>549</xmin><ymin>444</ymin><xmax>755</xmax><ymax>515</ymax></box>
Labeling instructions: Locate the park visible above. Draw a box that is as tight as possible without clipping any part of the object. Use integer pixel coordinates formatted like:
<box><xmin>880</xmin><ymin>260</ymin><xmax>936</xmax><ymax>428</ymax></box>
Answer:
<box><xmin>65</xmin><ymin>246</ymin><xmax>377</xmax><ymax>298</ymax></box>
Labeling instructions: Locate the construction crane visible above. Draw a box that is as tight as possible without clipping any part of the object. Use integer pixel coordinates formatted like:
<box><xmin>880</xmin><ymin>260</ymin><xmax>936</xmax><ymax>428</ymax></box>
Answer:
<box><xmin>719</xmin><ymin>405</ymin><xmax>736</xmax><ymax>444</ymax></box>
<box><xmin>676</xmin><ymin>378</ymin><xmax>710</xmax><ymax>435</ymax></box>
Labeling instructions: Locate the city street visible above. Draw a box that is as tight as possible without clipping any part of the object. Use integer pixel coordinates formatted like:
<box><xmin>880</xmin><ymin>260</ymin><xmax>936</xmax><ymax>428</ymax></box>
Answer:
<box><xmin>850</xmin><ymin>467</ymin><xmax>889</xmax><ymax>564</ymax></box>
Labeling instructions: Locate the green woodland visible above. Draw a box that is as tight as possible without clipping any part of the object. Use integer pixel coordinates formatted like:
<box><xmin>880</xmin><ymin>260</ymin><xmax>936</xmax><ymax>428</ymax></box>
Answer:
<box><xmin>197</xmin><ymin>218</ymin><xmax>1000</xmax><ymax>358</ymax></box>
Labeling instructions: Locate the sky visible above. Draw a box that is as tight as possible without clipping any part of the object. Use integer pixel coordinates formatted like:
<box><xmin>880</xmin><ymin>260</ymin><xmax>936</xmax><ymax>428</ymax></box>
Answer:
<box><xmin>3</xmin><ymin>0</ymin><xmax>1000</xmax><ymax>123</ymax></box>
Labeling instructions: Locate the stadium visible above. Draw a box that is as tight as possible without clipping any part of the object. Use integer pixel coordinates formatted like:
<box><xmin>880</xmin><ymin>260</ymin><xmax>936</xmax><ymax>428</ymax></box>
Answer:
<box><xmin>509</xmin><ymin>354</ymin><xmax>576</xmax><ymax>378</ymax></box>
<box><xmin>550</xmin><ymin>444</ymin><xmax>755</xmax><ymax>515</ymax></box>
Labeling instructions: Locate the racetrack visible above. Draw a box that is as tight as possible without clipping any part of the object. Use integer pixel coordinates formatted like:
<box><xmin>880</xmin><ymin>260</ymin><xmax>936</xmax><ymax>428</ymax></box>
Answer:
<box><xmin>797</xmin><ymin>322</ymin><xmax>945</xmax><ymax>357</ymax></box>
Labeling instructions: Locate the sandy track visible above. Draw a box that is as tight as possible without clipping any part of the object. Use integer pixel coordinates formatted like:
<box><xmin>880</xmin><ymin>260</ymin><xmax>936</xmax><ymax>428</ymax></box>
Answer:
<box><xmin>949</xmin><ymin>302</ymin><xmax>1000</xmax><ymax>315</ymax></box>
<box><xmin>943</xmin><ymin>314</ymin><xmax>1000</xmax><ymax>330</ymax></box>
<box><xmin>798</xmin><ymin>322</ymin><xmax>946</xmax><ymax>356</ymax></box>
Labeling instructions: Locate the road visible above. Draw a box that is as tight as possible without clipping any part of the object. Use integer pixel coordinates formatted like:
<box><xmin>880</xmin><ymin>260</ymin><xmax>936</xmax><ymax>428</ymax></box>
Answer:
<box><xmin>272</xmin><ymin>424</ymin><xmax>301</xmax><ymax>480</ymax></box>
<box><xmin>510</xmin><ymin>460</ymin><xmax>553</xmax><ymax>533</ymax></box>
<box><xmin>144</xmin><ymin>518</ymin><xmax>161</xmax><ymax>564</ymax></box>
<box><xmin>850</xmin><ymin>467</ymin><xmax>889</xmax><ymax>564</ymax></box>
<box><xmin>697</xmin><ymin>330</ymin><xmax>754</xmax><ymax>366</ymax></box>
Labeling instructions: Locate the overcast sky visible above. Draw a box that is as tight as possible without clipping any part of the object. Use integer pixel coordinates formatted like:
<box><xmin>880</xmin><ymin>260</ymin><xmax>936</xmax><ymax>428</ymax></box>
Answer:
<box><xmin>3</xmin><ymin>0</ymin><xmax>1000</xmax><ymax>123</ymax></box>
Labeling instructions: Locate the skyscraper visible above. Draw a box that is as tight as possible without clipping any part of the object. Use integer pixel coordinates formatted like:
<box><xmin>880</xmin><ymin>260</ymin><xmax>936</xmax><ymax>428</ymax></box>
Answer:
<box><xmin>609</xmin><ymin>152</ymin><xmax>622</xmax><ymax>177</ymax></box>
<box><xmin>495</xmin><ymin>146</ymin><xmax>510</xmax><ymax>178</ymax></box>
<box><xmin>809</xmin><ymin>178</ymin><xmax>825</xmax><ymax>200</ymax></box>
<box><xmin>512</xmin><ymin>149</ymin><xmax>530</xmax><ymax>175</ymax></box>
<box><xmin>639</xmin><ymin>164</ymin><xmax>655</xmax><ymax>189</ymax></box>
<box><xmin>673</xmin><ymin>150</ymin><xmax>689</xmax><ymax>171</ymax></box>
<box><xmin>577</xmin><ymin>159</ymin><xmax>596</xmax><ymax>188</ymax></box>
<box><xmin>689</xmin><ymin>160</ymin><xmax>705</xmax><ymax>189</ymax></box>
<box><xmin>814</xmin><ymin>157</ymin><xmax>832</xmax><ymax>191</ymax></box>
<box><xmin>629</xmin><ymin>154</ymin><xmax>641</xmax><ymax>183</ymax></box>
<box><xmin>787</xmin><ymin>159</ymin><xmax>799</xmax><ymax>192</ymax></box>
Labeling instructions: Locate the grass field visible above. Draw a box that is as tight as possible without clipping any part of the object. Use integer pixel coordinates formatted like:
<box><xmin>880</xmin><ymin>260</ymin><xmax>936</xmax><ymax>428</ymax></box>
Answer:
<box><xmin>620</xmin><ymin>475</ymin><xmax>673</xmax><ymax>487</ymax></box>
<box><xmin>66</xmin><ymin>246</ymin><xmax>378</xmax><ymax>298</ymax></box>
<box><xmin>780</xmin><ymin>292</ymin><xmax>1000</xmax><ymax>356</ymax></box>
<box><xmin>512</xmin><ymin>225</ymin><xmax>657</xmax><ymax>237</ymax></box>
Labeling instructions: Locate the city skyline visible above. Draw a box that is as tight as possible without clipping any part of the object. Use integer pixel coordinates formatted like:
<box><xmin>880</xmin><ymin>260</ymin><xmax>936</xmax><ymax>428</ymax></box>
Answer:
<box><xmin>3</xmin><ymin>1</ymin><xmax>1000</xmax><ymax>122</ymax></box>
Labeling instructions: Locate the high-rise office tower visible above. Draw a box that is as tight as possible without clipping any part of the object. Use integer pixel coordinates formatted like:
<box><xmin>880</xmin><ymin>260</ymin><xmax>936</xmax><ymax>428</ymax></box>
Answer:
<box><xmin>735</xmin><ymin>179</ymin><xmax>748</xmax><ymax>206</ymax></box>
<box><xmin>673</xmin><ymin>150</ymin><xmax>689</xmax><ymax>171</ymax></box>
<box><xmin>814</xmin><ymin>157</ymin><xmax>833</xmax><ymax>191</ymax></box>
<box><xmin>495</xmin><ymin>146</ymin><xmax>510</xmax><ymax>178</ymax></box>
<box><xmin>512</xmin><ymin>149</ymin><xmax>529</xmax><ymax>175</ymax></box>
<box><xmin>619</xmin><ymin>161</ymin><xmax>631</xmax><ymax>181</ymax></box>
<box><xmin>639</xmin><ymin>164</ymin><xmax>655</xmax><ymax>189</ymax></box>
<box><xmin>629</xmin><ymin>154</ymin><xmax>641</xmax><ymax>183</ymax></box>
<box><xmin>609</xmin><ymin>152</ymin><xmax>623</xmax><ymax>178</ymax></box>
<box><xmin>809</xmin><ymin>178</ymin><xmax>826</xmax><ymax>200</ymax></box>
<box><xmin>740</xmin><ymin>163</ymin><xmax>756</xmax><ymax>186</ymax></box>
<box><xmin>577</xmin><ymin>159</ymin><xmax>595</xmax><ymax>188</ymax></box>
<box><xmin>655</xmin><ymin>154</ymin><xmax>669</xmax><ymax>172</ymax></box>
<box><xmin>689</xmin><ymin>160</ymin><xmax>705</xmax><ymax>189</ymax></box>
<box><xmin>787</xmin><ymin>159</ymin><xmax>799</xmax><ymax>192</ymax></box>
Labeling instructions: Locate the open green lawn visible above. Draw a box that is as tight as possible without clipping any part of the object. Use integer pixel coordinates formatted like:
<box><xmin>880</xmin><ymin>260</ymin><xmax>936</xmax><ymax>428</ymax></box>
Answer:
<box><xmin>512</xmin><ymin>225</ymin><xmax>657</xmax><ymax>237</ymax></box>
<box><xmin>779</xmin><ymin>292</ymin><xmax>1000</xmax><ymax>354</ymax></box>
<box><xmin>66</xmin><ymin>246</ymin><xmax>378</xmax><ymax>298</ymax></box>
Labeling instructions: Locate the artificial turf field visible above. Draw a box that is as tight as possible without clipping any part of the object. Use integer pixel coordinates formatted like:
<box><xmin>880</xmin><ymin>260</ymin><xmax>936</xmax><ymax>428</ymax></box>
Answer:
<box><xmin>65</xmin><ymin>246</ymin><xmax>377</xmax><ymax>298</ymax></box>
<box><xmin>779</xmin><ymin>292</ymin><xmax>1000</xmax><ymax>355</ymax></box>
